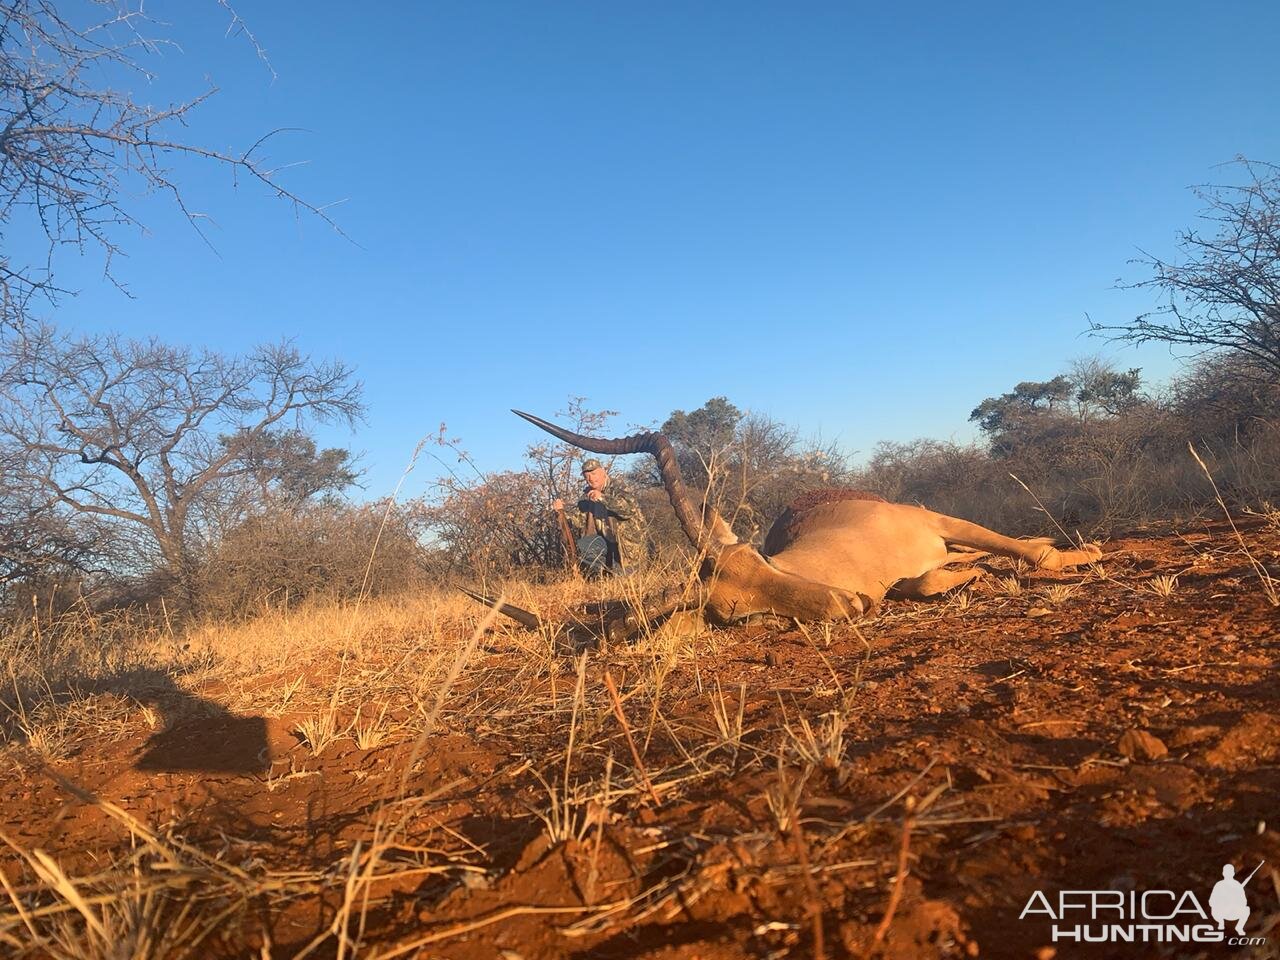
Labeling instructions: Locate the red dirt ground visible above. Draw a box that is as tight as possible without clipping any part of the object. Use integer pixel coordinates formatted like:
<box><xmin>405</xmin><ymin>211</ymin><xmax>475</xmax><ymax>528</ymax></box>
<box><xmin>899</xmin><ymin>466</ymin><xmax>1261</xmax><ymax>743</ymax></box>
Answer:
<box><xmin>2</xmin><ymin>521</ymin><xmax>1278</xmax><ymax>959</ymax></box>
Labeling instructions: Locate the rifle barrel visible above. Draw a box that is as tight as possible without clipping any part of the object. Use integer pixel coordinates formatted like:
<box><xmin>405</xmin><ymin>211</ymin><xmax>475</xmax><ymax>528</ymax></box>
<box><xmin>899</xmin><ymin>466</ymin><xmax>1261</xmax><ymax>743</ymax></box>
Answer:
<box><xmin>1241</xmin><ymin>859</ymin><xmax>1266</xmax><ymax>886</ymax></box>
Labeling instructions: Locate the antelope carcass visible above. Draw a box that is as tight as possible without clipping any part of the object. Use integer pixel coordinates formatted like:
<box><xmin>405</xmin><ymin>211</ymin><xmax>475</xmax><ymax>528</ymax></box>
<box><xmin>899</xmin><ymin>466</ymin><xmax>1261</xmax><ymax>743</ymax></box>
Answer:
<box><xmin>472</xmin><ymin>410</ymin><xmax>1102</xmax><ymax>632</ymax></box>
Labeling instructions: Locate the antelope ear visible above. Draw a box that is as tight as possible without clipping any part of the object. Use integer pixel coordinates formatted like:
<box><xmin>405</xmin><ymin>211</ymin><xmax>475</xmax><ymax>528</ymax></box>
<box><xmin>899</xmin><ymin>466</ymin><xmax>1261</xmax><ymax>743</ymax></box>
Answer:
<box><xmin>705</xmin><ymin>509</ymin><xmax>739</xmax><ymax>547</ymax></box>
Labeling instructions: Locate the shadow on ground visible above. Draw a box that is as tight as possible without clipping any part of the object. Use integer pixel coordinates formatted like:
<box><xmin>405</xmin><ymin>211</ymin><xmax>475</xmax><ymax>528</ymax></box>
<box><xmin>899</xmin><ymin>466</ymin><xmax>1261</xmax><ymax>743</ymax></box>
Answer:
<box><xmin>4</xmin><ymin>666</ymin><xmax>270</xmax><ymax>774</ymax></box>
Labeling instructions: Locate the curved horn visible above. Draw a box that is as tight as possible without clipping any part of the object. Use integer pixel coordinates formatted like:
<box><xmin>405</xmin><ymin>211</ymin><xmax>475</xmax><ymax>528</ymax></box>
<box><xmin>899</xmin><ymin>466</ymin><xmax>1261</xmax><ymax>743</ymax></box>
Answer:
<box><xmin>458</xmin><ymin>588</ymin><xmax>542</xmax><ymax>630</ymax></box>
<box><xmin>513</xmin><ymin>409</ymin><xmax>728</xmax><ymax>553</ymax></box>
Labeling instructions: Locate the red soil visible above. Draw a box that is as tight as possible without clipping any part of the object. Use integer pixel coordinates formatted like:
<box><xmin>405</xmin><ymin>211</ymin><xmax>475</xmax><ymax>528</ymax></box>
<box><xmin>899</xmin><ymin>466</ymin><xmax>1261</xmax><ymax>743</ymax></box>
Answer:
<box><xmin>2</xmin><ymin>521</ymin><xmax>1278</xmax><ymax>959</ymax></box>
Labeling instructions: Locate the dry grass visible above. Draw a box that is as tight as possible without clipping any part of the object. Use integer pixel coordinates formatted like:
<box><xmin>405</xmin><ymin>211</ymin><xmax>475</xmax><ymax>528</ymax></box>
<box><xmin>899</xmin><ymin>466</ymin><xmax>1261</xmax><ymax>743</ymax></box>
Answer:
<box><xmin>782</xmin><ymin>708</ymin><xmax>847</xmax><ymax>771</ymax></box>
<box><xmin>1043</xmin><ymin>584</ymin><xmax>1076</xmax><ymax>605</ymax></box>
<box><xmin>294</xmin><ymin>707</ymin><xmax>347</xmax><ymax>757</ymax></box>
<box><xmin>0</xmin><ymin>793</ymin><xmax>269</xmax><ymax>960</ymax></box>
<box><xmin>0</xmin><ymin>516</ymin><xmax>1273</xmax><ymax>957</ymax></box>
<box><xmin>708</xmin><ymin>679</ymin><xmax>747</xmax><ymax>763</ymax></box>
<box><xmin>763</xmin><ymin>762</ymin><xmax>810</xmax><ymax>834</ymax></box>
<box><xmin>1243</xmin><ymin>500</ymin><xmax>1280</xmax><ymax>534</ymax></box>
<box><xmin>994</xmin><ymin>575</ymin><xmax>1024</xmax><ymax>597</ymax></box>
<box><xmin>350</xmin><ymin>703</ymin><xmax>396</xmax><ymax>750</ymax></box>
<box><xmin>0</xmin><ymin>580</ymin><xmax>534</xmax><ymax>958</ymax></box>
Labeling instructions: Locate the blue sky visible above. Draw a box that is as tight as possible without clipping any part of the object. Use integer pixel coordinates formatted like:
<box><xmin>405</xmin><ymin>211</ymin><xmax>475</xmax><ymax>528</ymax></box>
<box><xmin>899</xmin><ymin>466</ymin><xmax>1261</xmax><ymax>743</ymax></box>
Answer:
<box><xmin>27</xmin><ymin>1</ymin><xmax>1280</xmax><ymax>496</ymax></box>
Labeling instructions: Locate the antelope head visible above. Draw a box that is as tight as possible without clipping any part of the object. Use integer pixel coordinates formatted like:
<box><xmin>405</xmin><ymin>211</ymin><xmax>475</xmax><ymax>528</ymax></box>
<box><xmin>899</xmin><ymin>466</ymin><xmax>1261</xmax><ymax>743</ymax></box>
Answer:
<box><xmin>511</xmin><ymin>410</ymin><xmax>869</xmax><ymax>625</ymax></box>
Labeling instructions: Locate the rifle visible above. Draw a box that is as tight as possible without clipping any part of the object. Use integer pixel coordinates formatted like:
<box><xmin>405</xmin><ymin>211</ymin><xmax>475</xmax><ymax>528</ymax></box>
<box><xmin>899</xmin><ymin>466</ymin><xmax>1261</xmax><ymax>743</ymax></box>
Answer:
<box><xmin>1241</xmin><ymin>860</ymin><xmax>1266</xmax><ymax>886</ymax></box>
<box><xmin>552</xmin><ymin>502</ymin><xmax>580</xmax><ymax>576</ymax></box>
<box><xmin>607</xmin><ymin>515</ymin><xmax>625</xmax><ymax>571</ymax></box>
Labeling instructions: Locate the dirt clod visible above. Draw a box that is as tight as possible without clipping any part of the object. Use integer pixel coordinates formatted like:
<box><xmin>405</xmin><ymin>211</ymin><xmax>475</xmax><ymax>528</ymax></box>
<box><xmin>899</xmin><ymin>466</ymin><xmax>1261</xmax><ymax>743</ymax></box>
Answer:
<box><xmin>1117</xmin><ymin>728</ymin><xmax>1168</xmax><ymax>761</ymax></box>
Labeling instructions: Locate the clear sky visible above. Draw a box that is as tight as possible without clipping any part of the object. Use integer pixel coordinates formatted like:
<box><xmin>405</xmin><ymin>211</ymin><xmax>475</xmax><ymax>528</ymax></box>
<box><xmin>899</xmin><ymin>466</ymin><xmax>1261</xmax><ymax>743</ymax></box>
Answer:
<box><xmin>28</xmin><ymin>1</ymin><xmax>1280</xmax><ymax>497</ymax></box>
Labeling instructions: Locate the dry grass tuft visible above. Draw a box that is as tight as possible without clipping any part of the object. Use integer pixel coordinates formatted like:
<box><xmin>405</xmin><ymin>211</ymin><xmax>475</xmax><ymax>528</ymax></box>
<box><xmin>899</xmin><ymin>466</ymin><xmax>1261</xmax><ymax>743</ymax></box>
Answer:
<box><xmin>1243</xmin><ymin>501</ymin><xmax>1280</xmax><ymax>534</ymax></box>
<box><xmin>0</xmin><ymin>796</ymin><xmax>262</xmax><ymax>960</ymax></box>
<box><xmin>994</xmin><ymin>575</ymin><xmax>1024</xmax><ymax>597</ymax></box>
<box><xmin>1044</xmin><ymin>584</ymin><xmax>1076</xmax><ymax>605</ymax></box>
<box><xmin>708</xmin><ymin>679</ymin><xmax>747</xmax><ymax>763</ymax></box>
<box><xmin>783</xmin><ymin>709</ymin><xmax>847</xmax><ymax>771</ymax></box>
<box><xmin>350</xmin><ymin>703</ymin><xmax>396</xmax><ymax>750</ymax></box>
<box><xmin>295</xmin><ymin>707</ymin><xmax>348</xmax><ymax>757</ymax></box>
<box><xmin>763</xmin><ymin>763</ymin><xmax>810</xmax><ymax>834</ymax></box>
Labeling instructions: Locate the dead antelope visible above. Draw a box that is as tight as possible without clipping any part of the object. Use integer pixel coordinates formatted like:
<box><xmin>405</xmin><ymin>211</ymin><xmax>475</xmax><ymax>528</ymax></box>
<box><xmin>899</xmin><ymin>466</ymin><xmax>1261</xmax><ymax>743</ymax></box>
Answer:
<box><xmin>468</xmin><ymin>410</ymin><xmax>1102</xmax><ymax>634</ymax></box>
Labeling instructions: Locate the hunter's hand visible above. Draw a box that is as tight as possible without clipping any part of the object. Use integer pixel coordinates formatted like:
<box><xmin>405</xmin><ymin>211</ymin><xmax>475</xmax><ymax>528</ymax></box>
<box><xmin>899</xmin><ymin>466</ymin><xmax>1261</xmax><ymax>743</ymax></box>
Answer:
<box><xmin>586</xmin><ymin>489</ymin><xmax>604</xmax><ymax>502</ymax></box>
<box><xmin>552</xmin><ymin>498</ymin><xmax>564</xmax><ymax>512</ymax></box>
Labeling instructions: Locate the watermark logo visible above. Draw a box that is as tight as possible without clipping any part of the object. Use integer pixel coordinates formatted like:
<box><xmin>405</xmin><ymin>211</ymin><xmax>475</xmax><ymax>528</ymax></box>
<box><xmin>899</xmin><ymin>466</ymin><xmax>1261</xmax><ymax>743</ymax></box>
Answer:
<box><xmin>1019</xmin><ymin>860</ymin><xmax>1267</xmax><ymax>946</ymax></box>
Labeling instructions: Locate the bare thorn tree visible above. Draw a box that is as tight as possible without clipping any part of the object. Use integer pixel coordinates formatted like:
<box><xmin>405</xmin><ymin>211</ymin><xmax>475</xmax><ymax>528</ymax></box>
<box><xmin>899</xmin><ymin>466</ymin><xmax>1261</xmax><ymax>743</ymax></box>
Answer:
<box><xmin>1093</xmin><ymin>159</ymin><xmax>1280</xmax><ymax>382</ymax></box>
<box><xmin>0</xmin><ymin>0</ymin><xmax>342</xmax><ymax>320</ymax></box>
<box><xmin>0</xmin><ymin>324</ymin><xmax>364</xmax><ymax>604</ymax></box>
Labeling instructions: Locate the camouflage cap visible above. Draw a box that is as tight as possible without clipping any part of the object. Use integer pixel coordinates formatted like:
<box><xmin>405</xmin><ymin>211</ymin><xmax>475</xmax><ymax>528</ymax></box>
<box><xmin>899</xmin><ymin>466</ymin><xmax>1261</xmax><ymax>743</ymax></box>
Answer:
<box><xmin>581</xmin><ymin>457</ymin><xmax>603</xmax><ymax>473</ymax></box>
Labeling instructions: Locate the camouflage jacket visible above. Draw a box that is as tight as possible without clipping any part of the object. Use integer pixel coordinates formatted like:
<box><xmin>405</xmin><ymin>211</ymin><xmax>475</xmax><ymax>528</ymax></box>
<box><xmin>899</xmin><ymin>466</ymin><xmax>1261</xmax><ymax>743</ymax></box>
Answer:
<box><xmin>568</xmin><ymin>477</ymin><xmax>646</xmax><ymax>568</ymax></box>
<box><xmin>573</xmin><ymin>477</ymin><xmax>642</xmax><ymax>533</ymax></box>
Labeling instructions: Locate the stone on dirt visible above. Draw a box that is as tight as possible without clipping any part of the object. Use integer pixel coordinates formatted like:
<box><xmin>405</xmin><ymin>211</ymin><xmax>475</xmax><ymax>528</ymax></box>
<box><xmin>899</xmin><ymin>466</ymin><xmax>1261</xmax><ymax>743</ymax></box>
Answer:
<box><xmin>1117</xmin><ymin>728</ymin><xmax>1168</xmax><ymax>761</ymax></box>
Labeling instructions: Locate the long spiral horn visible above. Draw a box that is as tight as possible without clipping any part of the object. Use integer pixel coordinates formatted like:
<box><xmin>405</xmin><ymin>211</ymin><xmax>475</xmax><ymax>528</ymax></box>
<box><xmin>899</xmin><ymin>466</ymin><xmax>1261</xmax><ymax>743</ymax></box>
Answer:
<box><xmin>513</xmin><ymin>410</ymin><xmax>726</xmax><ymax>554</ymax></box>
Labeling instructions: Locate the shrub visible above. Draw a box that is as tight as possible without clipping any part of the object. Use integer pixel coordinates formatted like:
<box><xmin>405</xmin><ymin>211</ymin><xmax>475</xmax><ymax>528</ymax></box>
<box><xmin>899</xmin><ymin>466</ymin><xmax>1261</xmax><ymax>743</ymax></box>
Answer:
<box><xmin>194</xmin><ymin>500</ymin><xmax>429</xmax><ymax>620</ymax></box>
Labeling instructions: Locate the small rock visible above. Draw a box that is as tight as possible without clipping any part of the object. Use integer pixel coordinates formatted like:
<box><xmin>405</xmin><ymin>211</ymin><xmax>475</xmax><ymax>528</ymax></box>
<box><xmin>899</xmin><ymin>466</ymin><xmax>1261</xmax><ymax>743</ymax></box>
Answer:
<box><xmin>1118</xmin><ymin>729</ymin><xmax>1168</xmax><ymax>761</ymax></box>
<box><xmin>461</xmin><ymin>870</ymin><xmax>492</xmax><ymax>890</ymax></box>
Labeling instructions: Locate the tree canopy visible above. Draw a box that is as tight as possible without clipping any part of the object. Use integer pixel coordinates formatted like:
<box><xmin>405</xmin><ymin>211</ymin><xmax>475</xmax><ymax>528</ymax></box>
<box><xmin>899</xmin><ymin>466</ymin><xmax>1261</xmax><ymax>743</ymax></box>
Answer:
<box><xmin>0</xmin><ymin>325</ymin><xmax>362</xmax><ymax>598</ymax></box>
